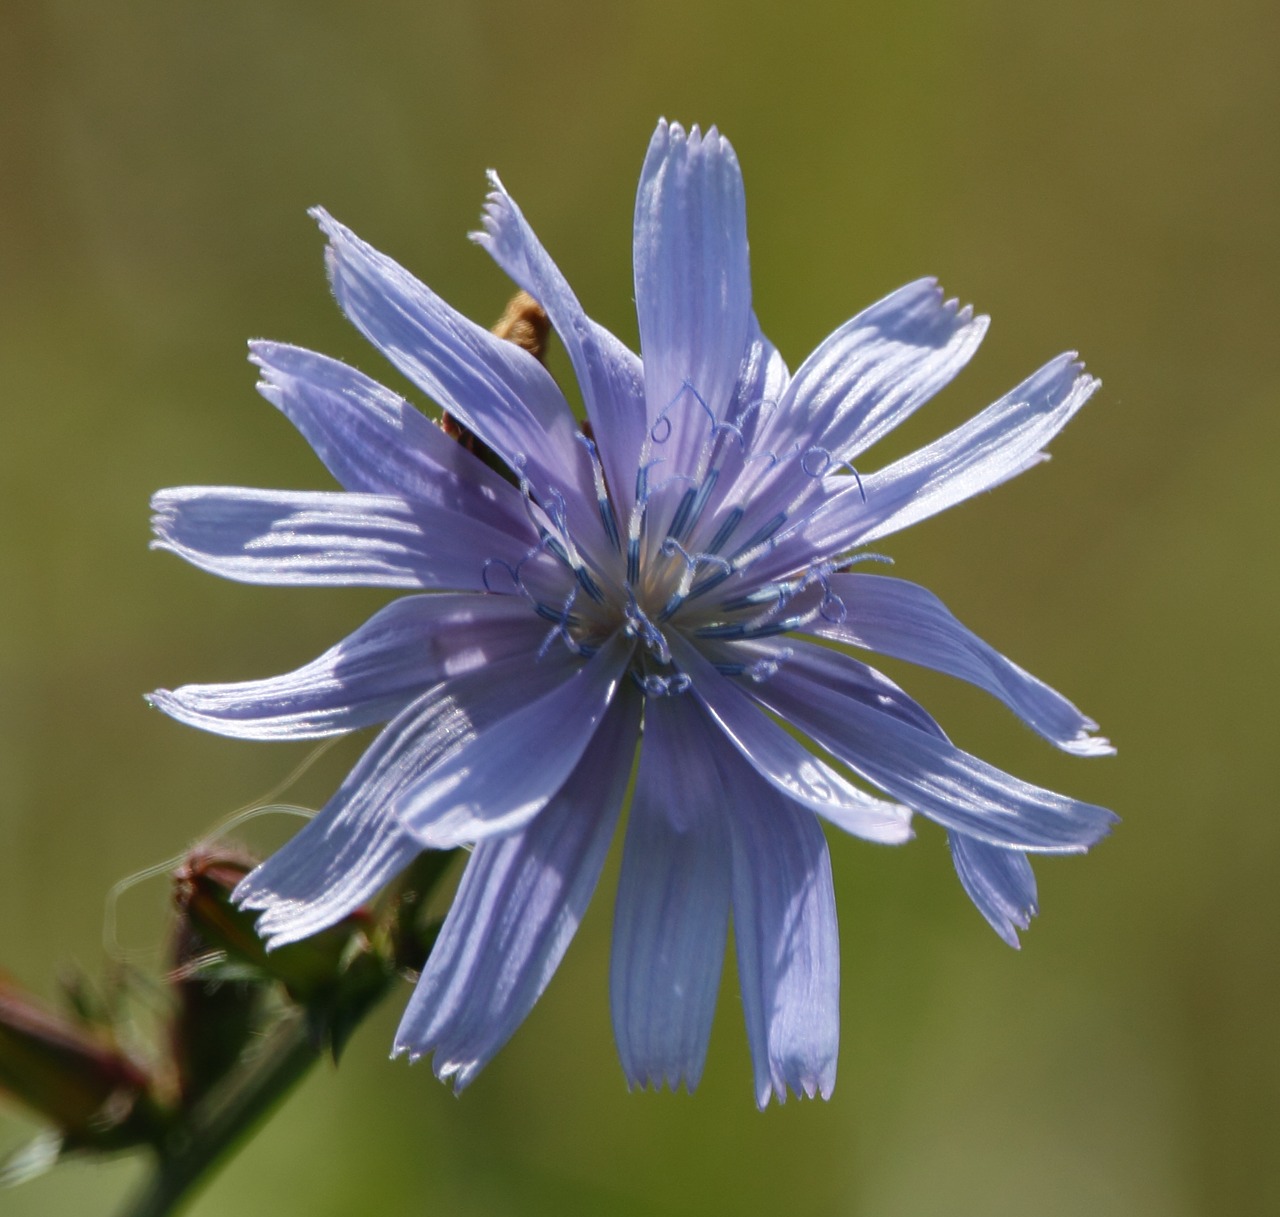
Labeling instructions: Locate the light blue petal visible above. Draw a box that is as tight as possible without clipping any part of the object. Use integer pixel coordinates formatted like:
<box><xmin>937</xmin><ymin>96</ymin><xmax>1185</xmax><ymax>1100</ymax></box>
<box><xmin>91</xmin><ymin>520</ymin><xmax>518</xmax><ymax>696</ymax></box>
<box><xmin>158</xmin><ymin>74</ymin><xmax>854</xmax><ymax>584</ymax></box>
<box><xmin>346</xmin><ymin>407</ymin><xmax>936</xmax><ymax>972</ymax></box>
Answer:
<box><xmin>948</xmin><ymin>831</ymin><xmax>1039</xmax><ymax>948</ymax></box>
<box><xmin>249</xmin><ymin>341</ymin><xmax>532</xmax><ymax>532</ymax></box>
<box><xmin>668</xmin><ymin>635</ymin><xmax>914</xmax><ymax>845</ymax></box>
<box><xmin>789</xmin><ymin>279</ymin><xmax>986</xmax><ymax>459</ymax></box>
<box><xmin>633</xmin><ymin>121</ymin><xmax>752</xmax><ymax>485</ymax></box>
<box><xmin>472</xmin><ymin>174</ymin><xmax>647</xmax><ymax>523</ymax></box>
<box><xmin>150</xmin><ymin>486</ymin><xmax>557</xmax><ymax>591</ymax></box>
<box><xmin>393</xmin><ymin>687</ymin><xmax>641</xmax><ymax>1088</ymax></box>
<box><xmin>313</xmin><ymin>209</ymin><xmax>605</xmax><ymax>554</ymax></box>
<box><xmin>720</xmin><ymin>635</ymin><xmax>945</xmax><ymax>738</ymax></box>
<box><xmin>741</xmin><ymin>280</ymin><xmax>986</xmax><ymax>525</ymax></box>
<box><xmin>149</xmin><ymin>594</ymin><xmax>545</xmax><ymax>740</ymax></box>
<box><xmin>750</xmin><ymin>659</ymin><xmax>1117</xmax><ymax>852</ymax></box>
<box><xmin>395</xmin><ymin>633</ymin><xmax>633</xmax><ymax>848</ymax></box>
<box><xmin>731</xmin><ymin>639</ymin><xmax>1053</xmax><ymax>940</ymax></box>
<box><xmin>815</xmin><ymin>573</ymin><xmax>1113</xmax><ymax>756</ymax></box>
<box><xmin>854</xmin><ymin>354</ymin><xmax>1100</xmax><ymax>545</ymax></box>
<box><xmin>724</xmin><ymin>754</ymin><xmax>839</xmax><ymax>1108</ymax></box>
<box><xmin>610</xmin><ymin>693</ymin><xmax>731</xmax><ymax>1093</ymax></box>
<box><xmin>731</xmin><ymin>317</ymin><xmax>790</xmax><ymax>450</ymax></box>
<box><xmin>779</xmin><ymin>355</ymin><xmax>1099</xmax><ymax>578</ymax></box>
<box><xmin>236</xmin><ymin>810</ymin><xmax>420</xmax><ymax>950</ymax></box>
<box><xmin>685</xmin><ymin>315</ymin><xmax>791</xmax><ymax>555</ymax></box>
<box><xmin>233</xmin><ymin>650</ymin><xmax>582</xmax><ymax>946</ymax></box>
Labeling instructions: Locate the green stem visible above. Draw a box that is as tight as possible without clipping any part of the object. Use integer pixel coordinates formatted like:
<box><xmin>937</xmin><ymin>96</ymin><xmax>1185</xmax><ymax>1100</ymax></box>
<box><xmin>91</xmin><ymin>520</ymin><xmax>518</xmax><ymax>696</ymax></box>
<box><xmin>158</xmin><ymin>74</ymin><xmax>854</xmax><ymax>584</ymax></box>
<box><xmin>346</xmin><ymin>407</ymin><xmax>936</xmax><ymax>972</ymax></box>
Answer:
<box><xmin>120</xmin><ymin>1015</ymin><xmax>320</xmax><ymax>1217</ymax></box>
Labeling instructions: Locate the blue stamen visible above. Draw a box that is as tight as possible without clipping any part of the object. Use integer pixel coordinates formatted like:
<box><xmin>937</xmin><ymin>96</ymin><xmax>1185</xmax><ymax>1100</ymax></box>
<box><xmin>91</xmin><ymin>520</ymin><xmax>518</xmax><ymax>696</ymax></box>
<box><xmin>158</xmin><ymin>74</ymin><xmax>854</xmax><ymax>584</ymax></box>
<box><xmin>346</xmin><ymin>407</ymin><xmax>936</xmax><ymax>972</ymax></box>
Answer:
<box><xmin>534</xmin><ymin>601</ymin><xmax>582</xmax><ymax>627</ymax></box>
<box><xmin>536</xmin><ymin>588</ymin><xmax>589</xmax><ymax>659</ymax></box>
<box><xmin>820</xmin><ymin>593</ymin><xmax>848</xmax><ymax>623</ymax></box>
<box><xmin>710</xmin><ymin>418</ymin><xmax>745</xmax><ymax>447</ymax></box>
<box><xmin>732</xmin><ymin>512</ymin><xmax>787</xmax><ymax>559</ymax></box>
<box><xmin>672</xmin><ymin>468</ymin><xmax>720</xmax><ymax>544</ymax></box>
<box><xmin>800</xmin><ymin>446</ymin><xmax>832</xmax><ymax>478</ymax></box>
<box><xmin>682</xmin><ymin>380</ymin><xmax>716</xmax><ymax>429</ymax></box>
<box><xmin>635</xmin><ymin>671</ymin><xmax>691</xmax><ymax>698</ymax></box>
<box><xmin>694</xmin><ymin>622</ymin><xmax>747</xmax><ymax>639</ymax></box>
<box><xmin>576</xmin><ymin>432</ymin><xmax>622</xmax><ymax>552</ymax></box>
<box><xmin>481</xmin><ymin>558</ymin><xmax>521</xmax><ymax>594</ymax></box>
<box><xmin>706</xmin><ymin>506</ymin><xmax>744</xmax><ymax>555</ymax></box>
<box><xmin>798</xmin><ymin>447</ymin><xmax>867</xmax><ymax>502</ymax></box>
<box><xmin>834</xmin><ymin>551</ymin><xmax>894</xmax><ymax>570</ymax></box>
<box><xmin>687</xmin><ymin>567</ymin><xmax>732</xmax><ymax>600</ymax></box>
<box><xmin>574</xmin><ymin>565</ymin><xmax>606</xmax><ymax>603</ymax></box>
<box><xmin>622</xmin><ymin>593</ymin><xmax>671</xmax><ymax>664</ymax></box>
<box><xmin>666</xmin><ymin>486</ymin><xmax>697</xmax><ymax>543</ymax></box>
<box><xmin>685</xmin><ymin>512</ymin><xmax>787</xmax><ymax>602</ymax></box>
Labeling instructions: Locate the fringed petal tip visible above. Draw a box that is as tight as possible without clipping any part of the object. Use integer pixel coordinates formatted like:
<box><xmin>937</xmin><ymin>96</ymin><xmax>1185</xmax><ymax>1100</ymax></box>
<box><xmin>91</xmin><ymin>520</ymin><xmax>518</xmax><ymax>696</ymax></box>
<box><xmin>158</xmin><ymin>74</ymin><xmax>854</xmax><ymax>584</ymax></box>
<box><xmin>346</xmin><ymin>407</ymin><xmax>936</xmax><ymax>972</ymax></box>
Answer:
<box><xmin>228</xmin><ymin>866</ymin><xmax>353</xmax><ymax>954</ymax></box>
<box><xmin>307</xmin><ymin>204</ymin><xmax>339</xmax><ymax>238</ymax></box>
<box><xmin>622</xmin><ymin>1069</ymin><xmax>704</xmax><ymax>1098</ymax></box>
<box><xmin>390</xmin><ymin>1041</ymin><xmax>482</xmax><ymax>1096</ymax></box>
<box><xmin>149</xmin><ymin>486</ymin><xmax>178</xmax><ymax>522</ymax></box>
<box><xmin>755</xmin><ymin>1070</ymin><xmax>835</xmax><ymax>1111</ymax></box>
<box><xmin>245</xmin><ymin>337</ymin><xmax>274</xmax><ymax>367</ymax></box>
<box><xmin>651</xmin><ymin>118</ymin><xmax>732</xmax><ymax>155</ymax></box>
<box><xmin>622</xmin><ymin>1062</ymin><xmax>834</xmax><ymax>1108</ymax></box>
<box><xmin>246</xmin><ymin>340</ymin><xmax>306</xmax><ymax>398</ymax></box>
<box><xmin>225</xmin><ymin>887</ymin><xmax>297</xmax><ymax>953</ymax></box>
<box><xmin>949</xmin><ymin>833</ymin><xmax>1043</xmax><ymax>948</ymax></box>
<box><xmin>1062</xmin><ymin>727</ymin><xmax>1117</xmax><ymax>758</ymax></box>
<box><xmin>979</xmin><ymin>890</ymin><xmax>1038</xmax><ymax>950</ymax></box>
<box><xmin>876</xmin><ymin>275</ymin><xmax>986</xmax><ymax>333</ymax></box>
<box><xmin>1018</xmin><ymin>351</ymin><xmax>1097</xmax><ymax>409</ymax></box>
<box><xmin>1078</xmin><ymin>805</ymin><xmax>1121</xmax><ymax>849</ymax></box>
<box><xmin>309</xmin><ymin>207</ymin><xmax>353</xmax><ymax>290</ymax></box>
<box><xmin>468</xmin><ymin>169</ymin><xmax>511</xmax><ymax>247</ymax></box>
<box><xmin>233</xmin><ymin>908</ymin><xmax>330</xmax><ymax>954</ymax></box>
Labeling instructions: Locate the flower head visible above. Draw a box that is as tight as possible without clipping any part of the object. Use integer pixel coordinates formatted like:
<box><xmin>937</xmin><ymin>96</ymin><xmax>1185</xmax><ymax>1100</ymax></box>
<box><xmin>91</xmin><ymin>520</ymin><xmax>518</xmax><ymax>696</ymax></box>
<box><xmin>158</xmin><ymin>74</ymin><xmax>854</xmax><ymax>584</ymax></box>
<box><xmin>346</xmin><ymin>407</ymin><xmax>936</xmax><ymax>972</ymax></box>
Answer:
<box><xmin>150</xmin><ymin>120</ymin><xmax>1115</xmax><ymax>1107</ymax></box>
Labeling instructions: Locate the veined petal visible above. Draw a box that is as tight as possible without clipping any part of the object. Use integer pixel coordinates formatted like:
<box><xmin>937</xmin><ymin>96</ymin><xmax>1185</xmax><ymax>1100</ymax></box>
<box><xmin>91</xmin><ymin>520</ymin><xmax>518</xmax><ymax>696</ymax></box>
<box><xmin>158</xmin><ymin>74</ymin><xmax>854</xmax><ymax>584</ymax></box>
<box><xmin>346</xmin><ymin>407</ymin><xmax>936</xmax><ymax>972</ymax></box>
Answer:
<box><xmin>395</xmin><ymin>633</ymin><xmax>633</xmax><ymax>848</ymax></box>
<box><xmin>249</xmin><ymin>341</ymin><xmax>532</xmax><ymax>532</ymax></box>
<box><xmin>787</xmin><ymin>355</ymin><xmax>1099</xmax><ymax>571</ymax></box>
<box><xmin>786</xmin><ymin>279</ymin><xmax>987</xmax><ymax>461</ymax></box>
<box><xmin>719</xmin><ymin>635</ymin><xmax>945</xmax><ymax>739</ymax></box>
<box><xmin>393</xmin><ymin>687</ymin><xmax>641</xmax><ymax>1088</ymax></box>
<box><xmin>732</xmin><ymin>317</ymin><xmax>791</xmax><ymax>450</ymax></box>
<box><xmin>813</xmin><ymin>574</ymin><xmax>1113</xmax><ymax>756</ymax></box>
<box><xmin>750</xmin><ymin>662</ymin><xmax>1117</xmax><ymax>852</ymax></box>
<box><xmin>668</xmin><ymin>635</ymin><xmax>913</xmax><ymax>845</ymax></box>
<box><xmin>233</xmin><ymin>650</ymin><xmax>581</xmax><ymax>947</ymax></box>
<box><xmin>855</xmin><ymin>354</ymin><xmax>1100</xmax><ymax>545</ymax></box>
<box><xmin>313</xmin><ymin>209</ymin><xmax>604</xmax><ymax>552</ymax></box>
<box><xmin>731</xmin><ymin>639</ymin><xmax>1046</xmax><ymax>944</ymax></box>
<box><xmin>150</xmin><ymin>486</ymin><xmax>555</xmax><ymax>591</ymax></box>
<box><xmin>634</xmin><ymin>122</ymin><xmax>752</xmax><ymax>476</ymax></box>
<box><xmin>740</xmin><ymin>280</ymin><xmax>987</xmax><ymax>522</ymax></box>
<box><xmin>472</xmin><ymin>174</ymin><xmax>647</xmax><ymax>523</ymax></box>
<box><xmin>149</xmin><ymin>594</ymin><xmax>546</xmax><ymax>740</ymax></box>
<box><xmin>725</xmin><ymin>755</ymin><xmax>839</xmax><ymax>1108</ymax></box>
<box><xmin>686</xmin><ymin>315</ymin><xmax>791</xmax><ymax>553</ymax></box>
<box><xmin>948</xmin><ymin>832</ymin><xmax>1039</xmax><ymax>948</ymax></box>
<box><xmin>610</xmin><ymin>693</ymin><xmax>731</xmax><ymax>1093</ymax></box>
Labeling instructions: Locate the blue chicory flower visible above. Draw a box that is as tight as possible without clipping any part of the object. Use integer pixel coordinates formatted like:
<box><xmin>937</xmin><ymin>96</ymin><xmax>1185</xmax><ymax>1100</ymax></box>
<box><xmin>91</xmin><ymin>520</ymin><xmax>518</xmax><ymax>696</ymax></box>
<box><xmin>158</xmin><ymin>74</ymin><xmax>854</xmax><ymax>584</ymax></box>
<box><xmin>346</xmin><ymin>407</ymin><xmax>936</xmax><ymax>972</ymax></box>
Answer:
<box><xmin>150</xmin><ymin>120</ymin><xmax>1115</xmax><ymax>1107</ymax></box>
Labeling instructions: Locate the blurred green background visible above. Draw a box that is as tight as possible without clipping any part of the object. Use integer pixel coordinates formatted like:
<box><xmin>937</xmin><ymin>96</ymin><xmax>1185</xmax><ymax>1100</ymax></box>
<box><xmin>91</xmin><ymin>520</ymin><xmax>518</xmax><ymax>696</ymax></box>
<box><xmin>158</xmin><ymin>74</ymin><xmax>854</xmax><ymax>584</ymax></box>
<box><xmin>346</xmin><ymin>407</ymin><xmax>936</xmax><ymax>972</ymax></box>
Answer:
<box><xmin>2</xmin><ymin>1</ymin><xmax>1276</xmax><ymax>1214</ymax></box>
